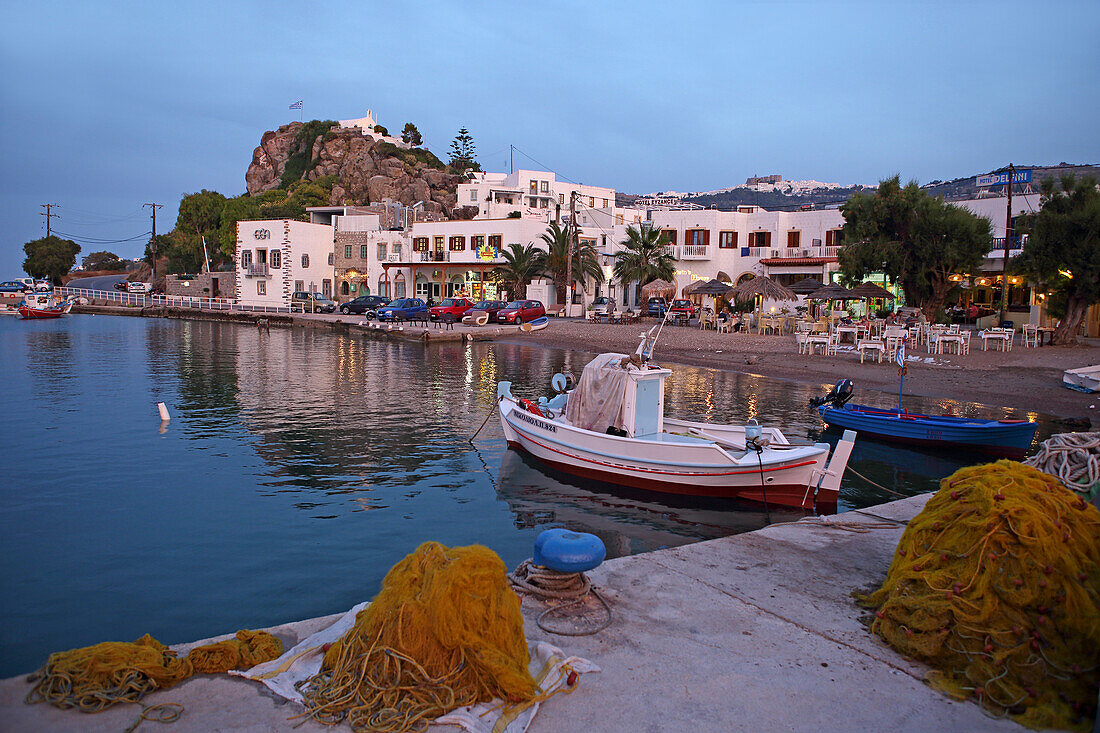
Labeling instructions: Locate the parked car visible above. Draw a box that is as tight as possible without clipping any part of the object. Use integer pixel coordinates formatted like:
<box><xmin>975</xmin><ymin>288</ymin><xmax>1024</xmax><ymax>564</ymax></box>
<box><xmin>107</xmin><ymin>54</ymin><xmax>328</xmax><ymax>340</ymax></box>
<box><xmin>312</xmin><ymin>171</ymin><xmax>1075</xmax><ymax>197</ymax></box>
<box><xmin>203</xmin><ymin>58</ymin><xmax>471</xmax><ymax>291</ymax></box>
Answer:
<box><xmin>339</xmin><ymin>294</ymin><xmax>389</xmax><ymax>315</ymax></box>
<box><xmin>590</xmin><ymin>296</ymin><xmax>616</xmax><ymax>315</ymax></box>
<box><xmin>429</xmin><ymin>297</ymin><xmax>476</xmax><ymax>321</ymax></box>
<box><xmin>127</xmin><ymin>281</ymin><xmax>153</xmax><ymax>294</ymax></box>
<box><xmin>290</xmin><ymin>291</ymin><xmax>337</xmax><ymax>313</ymax></box>
<box><xmin>376</xmin><ymin>298</ymin><xmax>428</xmax><ymax>321</ymax></box>
<box><xmin>670</xmin><ymin>299</ymin><xmax>697</xmax><ymax>319</ymax></box>
<box><xmin>496</xmin><ymin>300</ymin><xmax>546</xmax><ymax>324</ymax></box>
<box><xmin>0</xmin><ymin>281</ymin><xmax>26</xmax><ymax>293</ymax></box>
<box><xmin>646</xmin><ymin>297</ymin><xmax>669</xmax><ymax>317</ymax></box>
<box><xmin>469</xmin><ymin>300</ymin><xmax>508</xmax><ymax>320</ymax></box>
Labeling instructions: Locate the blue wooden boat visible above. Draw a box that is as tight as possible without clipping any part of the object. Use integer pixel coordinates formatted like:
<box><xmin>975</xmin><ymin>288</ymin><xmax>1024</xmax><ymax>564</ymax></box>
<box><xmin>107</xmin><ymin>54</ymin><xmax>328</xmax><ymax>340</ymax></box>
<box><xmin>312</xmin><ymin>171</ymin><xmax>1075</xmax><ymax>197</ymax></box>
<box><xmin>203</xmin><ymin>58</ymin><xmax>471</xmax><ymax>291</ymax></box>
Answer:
<box><xmin>817</xmin><ymin>403</ymin><xmax>1037</xmax><ymax>457</ymax></box>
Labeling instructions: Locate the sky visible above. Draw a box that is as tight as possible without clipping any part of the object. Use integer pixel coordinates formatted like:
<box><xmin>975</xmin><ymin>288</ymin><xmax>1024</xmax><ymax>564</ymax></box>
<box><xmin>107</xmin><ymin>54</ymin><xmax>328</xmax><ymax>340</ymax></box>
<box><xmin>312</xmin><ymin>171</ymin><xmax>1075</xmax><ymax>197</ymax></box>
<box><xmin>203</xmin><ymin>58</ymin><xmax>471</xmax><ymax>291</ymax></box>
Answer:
<box><xmin>2</xmin><ymin>0</ymin><xmax>1097</xmax><ymax>276</ymax></box>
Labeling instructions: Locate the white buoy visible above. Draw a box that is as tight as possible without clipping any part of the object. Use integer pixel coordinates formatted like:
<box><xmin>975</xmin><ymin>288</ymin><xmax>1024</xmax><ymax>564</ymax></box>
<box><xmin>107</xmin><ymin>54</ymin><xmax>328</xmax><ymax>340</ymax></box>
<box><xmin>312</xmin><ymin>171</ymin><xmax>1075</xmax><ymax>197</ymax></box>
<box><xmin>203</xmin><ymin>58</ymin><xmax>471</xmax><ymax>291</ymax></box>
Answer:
<box><xmin>157</xmin><ymin>402</ymin><xmax>170</xmax><ymax>421</ymax></box>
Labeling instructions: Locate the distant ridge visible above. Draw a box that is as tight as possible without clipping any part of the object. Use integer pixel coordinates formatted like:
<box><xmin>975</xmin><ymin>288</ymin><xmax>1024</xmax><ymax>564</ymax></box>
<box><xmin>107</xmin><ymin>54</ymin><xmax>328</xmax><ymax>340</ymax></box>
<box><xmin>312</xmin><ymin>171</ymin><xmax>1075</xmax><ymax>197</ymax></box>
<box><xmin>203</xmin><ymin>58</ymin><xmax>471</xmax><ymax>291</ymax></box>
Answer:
<box><xmin>617</xmin><ymin>163</ymin><xmax>1100</xmax><ymax>211</ymax></box>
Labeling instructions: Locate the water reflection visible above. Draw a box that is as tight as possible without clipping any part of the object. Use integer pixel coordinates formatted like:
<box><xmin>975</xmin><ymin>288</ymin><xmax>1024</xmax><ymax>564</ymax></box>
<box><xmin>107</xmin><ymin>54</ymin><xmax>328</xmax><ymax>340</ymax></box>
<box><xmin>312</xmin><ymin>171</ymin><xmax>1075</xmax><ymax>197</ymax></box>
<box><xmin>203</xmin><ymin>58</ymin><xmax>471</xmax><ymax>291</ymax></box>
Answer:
<box><xmin>0</xmin><ymin>315</ymin><xmax>1070</xmax><ymax>678</ymax></box>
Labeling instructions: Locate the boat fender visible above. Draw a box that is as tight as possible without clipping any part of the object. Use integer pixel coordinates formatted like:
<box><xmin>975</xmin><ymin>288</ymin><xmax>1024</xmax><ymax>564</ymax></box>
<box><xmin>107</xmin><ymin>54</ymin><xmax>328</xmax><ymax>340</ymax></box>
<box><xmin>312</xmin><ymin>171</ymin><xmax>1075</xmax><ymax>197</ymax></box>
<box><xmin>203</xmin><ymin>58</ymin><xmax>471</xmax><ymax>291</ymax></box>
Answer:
<box><xmin>533</xmin><ymin>528</ymin><xmax>606</xmax><ymax>573</ymax></box>
<box><xmin>519</xmin><ymin>399</ymin><xmax>544</xmax><ymax>417</ymax></box>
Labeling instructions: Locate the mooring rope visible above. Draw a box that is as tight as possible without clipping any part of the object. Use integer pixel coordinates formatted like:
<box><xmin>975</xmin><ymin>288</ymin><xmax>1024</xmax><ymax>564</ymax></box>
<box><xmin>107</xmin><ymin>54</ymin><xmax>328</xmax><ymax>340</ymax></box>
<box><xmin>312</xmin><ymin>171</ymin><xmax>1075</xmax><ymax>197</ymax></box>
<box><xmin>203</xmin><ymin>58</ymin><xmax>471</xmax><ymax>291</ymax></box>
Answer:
<box><xmin>1024</xmin><ymin>431</ymin><xmax>1100</xmax><ymax>496</ymax></box>
<box><xmin>508</xmin><ymin>560</ymin><xmax>612</xmax><ymax>636</ymax></box>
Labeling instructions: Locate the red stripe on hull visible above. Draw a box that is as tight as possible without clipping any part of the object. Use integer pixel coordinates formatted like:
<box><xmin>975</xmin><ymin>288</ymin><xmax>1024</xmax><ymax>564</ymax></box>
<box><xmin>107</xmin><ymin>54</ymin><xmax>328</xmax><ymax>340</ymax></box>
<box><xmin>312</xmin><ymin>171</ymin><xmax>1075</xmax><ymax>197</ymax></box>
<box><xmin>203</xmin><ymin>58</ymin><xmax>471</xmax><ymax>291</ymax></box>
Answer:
<box><xmin>507</xmin><ymin>441</ymin><xmax>833</xmax><ymax>512</ymax></box>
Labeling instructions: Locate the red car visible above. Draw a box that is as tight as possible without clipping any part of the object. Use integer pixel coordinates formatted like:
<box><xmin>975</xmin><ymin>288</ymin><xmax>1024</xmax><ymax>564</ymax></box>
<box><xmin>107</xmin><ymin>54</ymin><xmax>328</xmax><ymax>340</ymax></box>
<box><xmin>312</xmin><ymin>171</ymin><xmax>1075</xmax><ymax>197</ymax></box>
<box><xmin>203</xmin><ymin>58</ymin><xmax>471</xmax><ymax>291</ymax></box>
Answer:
<box><xmin>429</xmin><ymin>297</ymin><xmax>475</xmax><ymax>321</ymax></box>
<box><xmin>670</xmin><ymin>299</ymin><xmax>697</xmax><ymax>319</ymax></box>
<box><xmin>496</xmin><ymin>300</ymin><xmax>546</xmax><ymax>324</ymax></box>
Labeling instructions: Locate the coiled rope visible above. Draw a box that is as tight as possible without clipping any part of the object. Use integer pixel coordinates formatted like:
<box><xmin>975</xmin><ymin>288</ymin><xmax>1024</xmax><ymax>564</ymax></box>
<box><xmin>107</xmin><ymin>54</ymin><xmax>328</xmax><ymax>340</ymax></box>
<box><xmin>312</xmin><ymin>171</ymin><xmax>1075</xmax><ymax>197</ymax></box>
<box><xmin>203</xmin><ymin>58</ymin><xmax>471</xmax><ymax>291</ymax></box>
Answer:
<box><xmin>1024</xmin><ymin>431</ymin><xmax>1100</xmax><ymax>497</ymax></box>
<box><xmin>509</xmin><ymin>560</ymin><xmax>612</xmax><ymax>636</ymax></box>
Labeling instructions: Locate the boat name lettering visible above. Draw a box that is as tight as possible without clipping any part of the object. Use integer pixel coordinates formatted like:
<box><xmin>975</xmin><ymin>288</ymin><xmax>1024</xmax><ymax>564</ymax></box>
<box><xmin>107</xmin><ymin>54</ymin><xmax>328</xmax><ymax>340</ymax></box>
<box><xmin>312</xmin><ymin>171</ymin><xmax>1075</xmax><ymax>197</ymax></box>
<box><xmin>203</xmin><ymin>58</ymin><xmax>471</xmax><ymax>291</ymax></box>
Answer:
<box><xmin>513</xmin><ymin>410</ymin><xmax>556</xmax><ymax>433</ymax></box>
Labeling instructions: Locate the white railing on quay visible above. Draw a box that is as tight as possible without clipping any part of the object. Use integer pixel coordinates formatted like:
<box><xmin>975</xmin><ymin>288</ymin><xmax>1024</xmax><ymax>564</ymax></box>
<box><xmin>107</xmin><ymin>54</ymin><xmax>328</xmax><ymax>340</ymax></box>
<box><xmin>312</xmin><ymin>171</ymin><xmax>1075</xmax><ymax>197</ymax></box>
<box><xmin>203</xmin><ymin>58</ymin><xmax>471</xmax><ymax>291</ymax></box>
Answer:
<box><xmin>57</xmin><ymin>287</ymin><xmax>291</xmax><ymax>314</ymax></box>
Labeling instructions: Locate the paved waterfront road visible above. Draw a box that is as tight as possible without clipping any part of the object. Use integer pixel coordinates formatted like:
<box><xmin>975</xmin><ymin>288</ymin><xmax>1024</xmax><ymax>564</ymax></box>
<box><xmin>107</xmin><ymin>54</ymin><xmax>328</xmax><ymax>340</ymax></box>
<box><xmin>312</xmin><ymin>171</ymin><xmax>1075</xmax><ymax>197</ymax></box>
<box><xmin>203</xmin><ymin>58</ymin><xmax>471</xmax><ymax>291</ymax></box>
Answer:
<box><xmin>67</xmin><ymin>274</ymin><xmax>128</xmax><ymax>291</ymax></box>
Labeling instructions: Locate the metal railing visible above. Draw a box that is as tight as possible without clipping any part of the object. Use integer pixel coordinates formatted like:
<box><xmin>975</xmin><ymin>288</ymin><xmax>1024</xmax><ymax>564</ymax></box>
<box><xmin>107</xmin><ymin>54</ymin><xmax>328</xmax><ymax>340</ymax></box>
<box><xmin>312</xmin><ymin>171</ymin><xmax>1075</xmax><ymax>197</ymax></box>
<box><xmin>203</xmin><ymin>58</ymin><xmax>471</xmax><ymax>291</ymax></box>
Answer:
<box><xmin>420</xmin><ymin>251</ymin><xmax>450</xmax><ymax>262</ymax></box>
<box><xmin>680</xmin><ymin>245</ymin><xmax>710</xmax><ymax>260</ymax></box>
<box><xmin>245</xmin><ymin>263</ymin><xmax>270</xmax><ymax>278</ymax></box>
<box><xmin>57</xmin><ymin>287</ymin><xmax>291</xmax><ymax>313</ymax></box>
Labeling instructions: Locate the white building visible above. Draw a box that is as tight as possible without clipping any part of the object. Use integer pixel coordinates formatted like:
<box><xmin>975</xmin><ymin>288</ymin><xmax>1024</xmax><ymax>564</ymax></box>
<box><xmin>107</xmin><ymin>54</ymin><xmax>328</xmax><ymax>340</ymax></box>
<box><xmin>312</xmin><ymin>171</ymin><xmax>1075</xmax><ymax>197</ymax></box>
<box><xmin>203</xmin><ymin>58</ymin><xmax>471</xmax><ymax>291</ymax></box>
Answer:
<box><xmin>235</xmin><ymin>219</ymin><xmax>335</xmax><ymax>309</ymax></box>
<box><xmin>456</xmin><ymin>169</ymin><xmax>616</xmax><ymax>222</ymax></box>
<box><xmin>247</xmin><ymin>167</ymin><xmax>1044</xmax><ymax>316</ymax></box>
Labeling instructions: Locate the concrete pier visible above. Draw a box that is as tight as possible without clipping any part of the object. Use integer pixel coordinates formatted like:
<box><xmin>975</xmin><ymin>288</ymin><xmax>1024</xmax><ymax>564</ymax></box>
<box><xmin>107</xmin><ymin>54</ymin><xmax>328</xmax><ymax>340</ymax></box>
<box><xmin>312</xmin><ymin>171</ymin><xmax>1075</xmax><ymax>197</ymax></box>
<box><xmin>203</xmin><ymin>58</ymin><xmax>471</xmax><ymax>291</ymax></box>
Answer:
<box><xmin>0</xmin><ymin>495</ymin><xmax>1025</xmax><ymax>732</ymax></box>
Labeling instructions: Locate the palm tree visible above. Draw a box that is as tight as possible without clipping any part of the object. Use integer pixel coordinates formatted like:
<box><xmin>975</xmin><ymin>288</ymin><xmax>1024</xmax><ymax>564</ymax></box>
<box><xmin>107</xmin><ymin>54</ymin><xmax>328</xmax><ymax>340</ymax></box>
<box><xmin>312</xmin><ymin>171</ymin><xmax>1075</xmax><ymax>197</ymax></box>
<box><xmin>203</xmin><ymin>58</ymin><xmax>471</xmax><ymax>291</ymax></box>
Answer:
<box><xmin>492</xmin><ymin>243</ymin><xmax>544</xmax><ymax>300</ymax></box>
<box><xmin>540</xmin><ymin>222</ymin><xmax>604</xmax><ymax>306</ymax></box>
<box><xmin>612</xmin><ymin>224</ymin><xmax>677</xmax><ymax>289</ymax></box>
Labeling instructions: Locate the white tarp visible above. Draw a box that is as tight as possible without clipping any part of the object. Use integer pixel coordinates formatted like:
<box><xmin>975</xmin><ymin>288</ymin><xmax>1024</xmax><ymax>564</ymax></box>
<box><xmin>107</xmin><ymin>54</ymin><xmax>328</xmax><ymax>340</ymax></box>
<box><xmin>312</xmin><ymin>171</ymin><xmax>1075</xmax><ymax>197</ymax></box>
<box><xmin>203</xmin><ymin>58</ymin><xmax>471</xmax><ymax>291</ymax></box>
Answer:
<box><xmin>234</xmin><ymin>603</ymin><xmax>599</xmax><ymax>733</ymax></box>
<box><xmin>564</xmin><ymin>353</ymin><xmax>630</xmax><ymax>433</ymax></box>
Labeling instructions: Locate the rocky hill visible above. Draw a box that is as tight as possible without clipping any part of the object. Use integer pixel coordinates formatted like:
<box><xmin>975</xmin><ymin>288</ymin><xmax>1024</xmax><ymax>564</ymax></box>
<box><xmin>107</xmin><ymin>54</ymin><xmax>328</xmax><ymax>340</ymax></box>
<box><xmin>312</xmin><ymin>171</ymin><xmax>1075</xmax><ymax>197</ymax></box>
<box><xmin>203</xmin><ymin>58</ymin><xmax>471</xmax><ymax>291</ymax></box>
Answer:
<box><xmin>245</xmin><ymin>121</ymin><xmax>467</xmax><ymax>217</ymax></box>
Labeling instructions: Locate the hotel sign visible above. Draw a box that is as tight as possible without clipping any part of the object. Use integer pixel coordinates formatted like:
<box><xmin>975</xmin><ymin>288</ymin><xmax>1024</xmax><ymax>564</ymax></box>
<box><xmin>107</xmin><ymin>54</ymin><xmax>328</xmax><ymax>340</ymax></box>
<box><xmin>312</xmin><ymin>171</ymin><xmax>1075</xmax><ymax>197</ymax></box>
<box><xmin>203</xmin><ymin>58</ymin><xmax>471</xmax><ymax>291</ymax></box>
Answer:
<box><xmin>975</xmin><ymin>170</ymin><xmax>1031</xmax><ymax>188</ymax></box>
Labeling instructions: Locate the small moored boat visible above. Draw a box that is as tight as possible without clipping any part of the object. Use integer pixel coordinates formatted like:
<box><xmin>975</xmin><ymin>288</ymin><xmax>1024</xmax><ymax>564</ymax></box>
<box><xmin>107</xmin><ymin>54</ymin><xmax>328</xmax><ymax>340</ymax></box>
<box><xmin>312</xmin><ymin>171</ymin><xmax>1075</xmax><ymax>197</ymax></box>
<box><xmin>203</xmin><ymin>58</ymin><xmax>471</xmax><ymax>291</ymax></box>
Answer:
<box><xmin>497</xmin><ymin>328</ymin><xmax>856</xmax><ymax>511</ymax></box>
<box><xmin>17</xmin><ymin>292</ymin><xmax>73</xmax><ymax>319</ymax></box>
<box><xmin>518</xmin><ymin>315</ymin><xmax>549</xmax><ymax>333</ymax></box>
<box><xmin>813</xmin><ymin>380</ymin><xmax>1037</xmax><ymax>457</ymax></box>
<box><xmin>1063</xmin><ymin>365</ymin><xmax>1100</xmax><ymax>394</ymax></box>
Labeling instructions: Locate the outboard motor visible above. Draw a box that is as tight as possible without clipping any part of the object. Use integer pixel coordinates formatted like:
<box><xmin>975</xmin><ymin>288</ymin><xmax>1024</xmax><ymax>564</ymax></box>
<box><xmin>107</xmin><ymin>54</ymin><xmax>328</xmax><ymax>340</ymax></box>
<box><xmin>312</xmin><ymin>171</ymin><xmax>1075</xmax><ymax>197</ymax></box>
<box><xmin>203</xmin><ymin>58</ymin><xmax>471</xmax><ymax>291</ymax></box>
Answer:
<box><xmin>810</xmin><ymin>379</ymin><xmax>853</xmax><ymax>409</ymax></box>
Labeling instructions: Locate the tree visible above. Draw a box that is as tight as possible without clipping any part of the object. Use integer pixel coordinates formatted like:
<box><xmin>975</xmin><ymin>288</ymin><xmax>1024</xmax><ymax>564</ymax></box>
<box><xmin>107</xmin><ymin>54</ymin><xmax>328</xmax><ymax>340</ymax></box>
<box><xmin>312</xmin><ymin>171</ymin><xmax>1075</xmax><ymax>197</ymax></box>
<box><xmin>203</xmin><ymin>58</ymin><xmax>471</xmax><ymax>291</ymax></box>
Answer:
<box><xmin>82</xmin><ymin>250</ymin><xmax>126</xmax><ymax>271</ymax></box>
<box><xmin>838</xmin><ymin>176</ymin><xmax>991</xmax><ymax>317</ymax></box>
<box><xmin>23</xmin><ymin>236</ymin><xmax>80</xmax><ymax>283</ymax></box>
<box><xmin>492</xmin><ymin>243</ymin><xmax>545</xmax><ymax>299</ymax></box>
<box><xmin>171</xmin><ymin>189</ymin><xmax>227</xmax><ymax>272</ymax></box>
<box><xmin>448</xmin><ymin>127</ymin><xmax>480</xmax><ymax>172</ymax></box>
<box><xmin>401</xmin><ymin>123</ymin><xmax>423</xmax><ymax>147</ymax></box>
<box><xmin>612</xmin><ymin>224</ymin><xmax>677</xmax><ymax>288</ymax></box>
<box><xmin>540</xmin><ymin>222</ymin><xmax>604</xmax><ymax>305</ymax></box>
<box><xmin>1014</xmin><ymin>175</ymin><xmax>1100</xmax><ymax>345</ymax></box>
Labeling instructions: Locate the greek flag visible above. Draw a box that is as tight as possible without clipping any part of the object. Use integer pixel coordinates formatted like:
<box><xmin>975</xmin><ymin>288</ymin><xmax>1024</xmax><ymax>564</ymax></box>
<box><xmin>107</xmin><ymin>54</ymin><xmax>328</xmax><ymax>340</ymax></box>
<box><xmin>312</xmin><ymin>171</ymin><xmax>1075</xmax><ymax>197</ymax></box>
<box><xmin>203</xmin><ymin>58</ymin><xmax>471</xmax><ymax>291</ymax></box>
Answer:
<box><xmin>289</xmin><ymin>100</ymin><xmax>303</xmax><ymax>110</ymax></box>
<box><xmin>896</xmin><ymin>339</ymin><xmax>906</xmax><ymax>367</ymax></box>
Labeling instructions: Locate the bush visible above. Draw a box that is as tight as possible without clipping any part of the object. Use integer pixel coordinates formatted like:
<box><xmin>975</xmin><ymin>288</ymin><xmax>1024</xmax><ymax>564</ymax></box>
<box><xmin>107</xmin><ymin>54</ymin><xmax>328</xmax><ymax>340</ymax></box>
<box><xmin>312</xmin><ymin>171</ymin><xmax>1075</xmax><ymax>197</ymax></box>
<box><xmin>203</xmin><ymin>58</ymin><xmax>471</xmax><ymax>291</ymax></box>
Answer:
<box><xmin>507</xmin><ymin>211</ymin><xmax>521</xmax><ymax>219</ymax></box>
<box><xmin>373</xmin><ymin>124</ymin><xmax>388</xmax><ymax>136</ymax></box>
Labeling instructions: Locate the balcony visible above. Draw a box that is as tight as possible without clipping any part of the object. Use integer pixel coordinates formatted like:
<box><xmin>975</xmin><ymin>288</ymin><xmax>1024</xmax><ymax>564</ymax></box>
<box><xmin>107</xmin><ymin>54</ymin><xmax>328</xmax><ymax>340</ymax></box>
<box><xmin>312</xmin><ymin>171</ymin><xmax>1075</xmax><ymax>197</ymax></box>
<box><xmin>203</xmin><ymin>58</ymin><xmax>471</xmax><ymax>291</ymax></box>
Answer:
<box><xmin>679</xmin><ymin>245</ymin><xmax>710</xmax><ymax>260</ymax></box>
<box><xmin>244</xmin><ymin>263</ymin><xmax>269</xmax><ymax>278</ymax></box>
<box><xmin>419</xmin><ymin>251</ymin><xmax>451</xmax><ymax>263</ymax></box>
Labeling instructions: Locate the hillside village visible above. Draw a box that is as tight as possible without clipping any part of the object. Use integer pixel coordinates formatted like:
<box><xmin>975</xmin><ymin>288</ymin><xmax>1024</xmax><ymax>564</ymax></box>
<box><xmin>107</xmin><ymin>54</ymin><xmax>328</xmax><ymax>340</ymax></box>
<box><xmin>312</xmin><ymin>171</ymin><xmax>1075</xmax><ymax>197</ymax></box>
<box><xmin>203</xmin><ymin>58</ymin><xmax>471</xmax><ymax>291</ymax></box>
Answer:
<box><xmin>177</xmin><ymin>111</ymin><xmax>1075</xmax><ymax>334</ymax></box>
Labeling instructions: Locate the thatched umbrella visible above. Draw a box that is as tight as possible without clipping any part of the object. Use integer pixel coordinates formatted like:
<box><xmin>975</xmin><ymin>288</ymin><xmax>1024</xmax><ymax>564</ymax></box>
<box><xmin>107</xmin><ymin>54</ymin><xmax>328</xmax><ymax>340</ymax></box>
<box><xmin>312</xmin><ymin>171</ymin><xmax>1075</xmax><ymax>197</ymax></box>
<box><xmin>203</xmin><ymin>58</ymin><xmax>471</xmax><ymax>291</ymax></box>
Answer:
<box><xmin>691</xmin><ymin>279</ymin><xmax>734</xmax><ymax>296</ymax></box>
<box><xmin>640</xmin><ymin>279</ymin><xmax>676</xmax><ymax>301</ymax></box>
<box><xmin>730</xmin><ymin>275</ymin><xmax>798</xmax><ymax>304</ymax></box>
<box><xmin>848</xmin><ymin>282</ymin><xmax>894</xmax><ymax>300</ymax></box>
<box><xmin>806</xmin><ymin>283</ymin><xmax>858</xmax><ymax>301</ymax></box>
<box><xmin>687</xmin><ymin>279</ymin><xmax>734</xmax><ymax>315</ymax></box>
<box><xmin>788</xmin><ymin>277</ymin><xmax>823</xmax><ymax>295</ymax></box>
<box><xmin>849</xmin><ymin>281</ymin><xmax>895</xmax><ymax>318</ymax></box>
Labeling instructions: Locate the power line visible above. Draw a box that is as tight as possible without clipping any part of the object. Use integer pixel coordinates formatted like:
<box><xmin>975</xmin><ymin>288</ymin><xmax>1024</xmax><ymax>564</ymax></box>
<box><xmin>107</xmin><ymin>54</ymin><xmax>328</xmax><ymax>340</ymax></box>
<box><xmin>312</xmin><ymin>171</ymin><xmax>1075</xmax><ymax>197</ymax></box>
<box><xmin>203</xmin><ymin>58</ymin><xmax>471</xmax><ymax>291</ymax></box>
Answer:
<box><xmin>52</xmin><ymin>230</ymin><xmax>151</xmax><ymax>245</ymax></box>
<box><xmin>509</xmin><ymin>145</ymin><xmax>580</xmax><ymax>185</ymax></box>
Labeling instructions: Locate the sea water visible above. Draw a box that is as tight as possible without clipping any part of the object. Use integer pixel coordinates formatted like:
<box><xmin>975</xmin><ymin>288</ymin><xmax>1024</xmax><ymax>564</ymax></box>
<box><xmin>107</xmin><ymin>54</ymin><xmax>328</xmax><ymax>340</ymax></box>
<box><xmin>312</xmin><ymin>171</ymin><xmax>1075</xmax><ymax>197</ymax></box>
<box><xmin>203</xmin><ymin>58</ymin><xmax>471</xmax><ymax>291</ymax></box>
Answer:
<box><xmin>0</xmin><ymin>315</ymin><xmax>1055</xmax><ymax>676</ymax></box>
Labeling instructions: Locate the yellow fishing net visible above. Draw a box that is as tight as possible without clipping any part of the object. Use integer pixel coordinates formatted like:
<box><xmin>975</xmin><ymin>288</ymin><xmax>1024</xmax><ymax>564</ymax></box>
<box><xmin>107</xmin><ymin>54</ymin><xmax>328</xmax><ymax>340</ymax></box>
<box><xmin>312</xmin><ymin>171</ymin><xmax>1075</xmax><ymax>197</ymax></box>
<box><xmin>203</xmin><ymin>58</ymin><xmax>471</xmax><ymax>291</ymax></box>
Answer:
<box><xmin>25</xmin><ymin>629</ymin><xmax>283</xmax><ymax>712</ymax></box>
<box><xmin>860</xmin><ymin>460</ymin><xmax>1100</xmax><ymax>731</ymax></box>
<box><xmin>296</xmin><ymin>541</ymin><xmax>539</xmax><ymax>733</ymax></box>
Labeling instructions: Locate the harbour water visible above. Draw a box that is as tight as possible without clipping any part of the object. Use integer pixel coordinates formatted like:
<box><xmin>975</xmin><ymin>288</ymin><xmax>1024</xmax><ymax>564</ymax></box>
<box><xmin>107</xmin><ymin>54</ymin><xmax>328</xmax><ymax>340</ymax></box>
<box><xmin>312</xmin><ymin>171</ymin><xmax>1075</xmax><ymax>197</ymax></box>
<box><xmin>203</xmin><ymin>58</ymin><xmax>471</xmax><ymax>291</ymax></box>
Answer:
<box><xmin>0</xmin><ymin>315</ymin><xmax>1058</xmax><ymax>677</ymax></box>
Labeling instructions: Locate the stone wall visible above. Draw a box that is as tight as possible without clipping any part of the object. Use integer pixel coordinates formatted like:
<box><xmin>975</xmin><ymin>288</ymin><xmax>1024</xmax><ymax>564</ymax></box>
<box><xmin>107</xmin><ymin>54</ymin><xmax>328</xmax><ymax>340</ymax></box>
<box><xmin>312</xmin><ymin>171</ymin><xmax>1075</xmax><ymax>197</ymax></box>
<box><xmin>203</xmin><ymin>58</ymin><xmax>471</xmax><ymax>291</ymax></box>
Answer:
<box><xmin>166</xmin><ymin>273</ymin><xmax>234</xmax><ymax>299</ymax></box>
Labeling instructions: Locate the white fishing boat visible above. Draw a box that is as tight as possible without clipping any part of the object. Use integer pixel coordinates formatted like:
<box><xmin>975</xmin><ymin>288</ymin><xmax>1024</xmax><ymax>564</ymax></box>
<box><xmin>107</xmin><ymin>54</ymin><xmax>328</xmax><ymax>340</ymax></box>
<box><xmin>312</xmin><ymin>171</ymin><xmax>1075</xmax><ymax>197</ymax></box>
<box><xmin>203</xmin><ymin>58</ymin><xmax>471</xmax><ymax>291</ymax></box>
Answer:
<box><xmin>496</xmin><ymin>326</ymin><xmax>856</xmax><ymax>511</ymax></box>
<box><xmin>1063</xmin><ymin>364</ymin><xmax>1100</xmax><ymax>394</ymax></box>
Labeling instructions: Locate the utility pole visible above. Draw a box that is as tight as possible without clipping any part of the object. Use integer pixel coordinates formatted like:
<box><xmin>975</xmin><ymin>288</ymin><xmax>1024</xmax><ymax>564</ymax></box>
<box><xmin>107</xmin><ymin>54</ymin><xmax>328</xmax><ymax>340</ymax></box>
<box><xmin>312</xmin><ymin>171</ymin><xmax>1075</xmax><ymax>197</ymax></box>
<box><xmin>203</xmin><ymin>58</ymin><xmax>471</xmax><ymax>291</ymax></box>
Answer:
<box><xmin>144</xmin><ymin>202</ymin><xmax>162</xmax><ymax>285</ymax></box>
<box><xmin>567</xmin><ymin>192</ymin><xmax>577</xmax><ymax>317</ymax></box>
<box><xmin>509</xmin><ymin>145</ymin><xmax>513</xmax><ymax>175</ymax></box>
<box><xmin>40</xmin><ymin>204</ymin><xmax>59</xmax><ymax>238</ymax></box>
<box><xmin>1000</xmin><ymin>164</ymin><xmax>1013</xmax><ymax>325</ymax></box>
